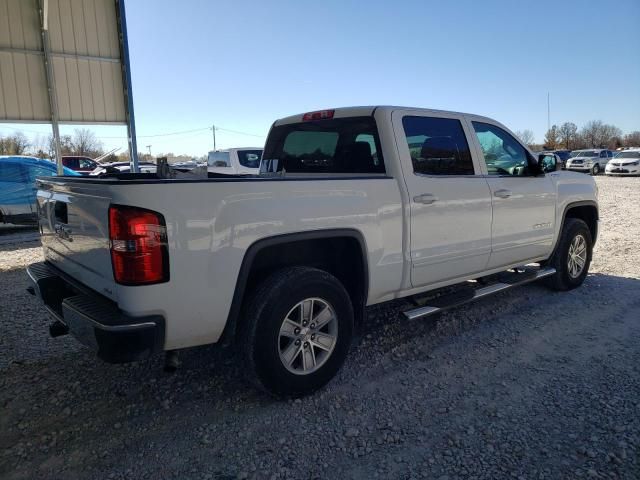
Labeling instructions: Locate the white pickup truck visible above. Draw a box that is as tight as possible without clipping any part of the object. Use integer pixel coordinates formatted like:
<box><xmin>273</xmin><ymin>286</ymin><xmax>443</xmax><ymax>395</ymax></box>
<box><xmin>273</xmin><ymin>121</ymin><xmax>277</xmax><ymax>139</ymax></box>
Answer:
<box><xmin>207</xmin><ymin>147</ymin><xmax>263</xmax><ymax>175</ymax></box>
<box><xmin>28</xmin><ymin>106</ymin><xmax>598</xmax><ymax>396</ymax></box>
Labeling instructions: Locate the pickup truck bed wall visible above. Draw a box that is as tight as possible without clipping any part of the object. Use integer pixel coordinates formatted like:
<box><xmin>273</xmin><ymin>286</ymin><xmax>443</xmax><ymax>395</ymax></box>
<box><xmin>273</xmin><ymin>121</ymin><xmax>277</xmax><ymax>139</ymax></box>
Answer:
<box><xmin>38</xmin><ymin>175</ymin><xmax>404</xmax><ymax>349</ymax></box>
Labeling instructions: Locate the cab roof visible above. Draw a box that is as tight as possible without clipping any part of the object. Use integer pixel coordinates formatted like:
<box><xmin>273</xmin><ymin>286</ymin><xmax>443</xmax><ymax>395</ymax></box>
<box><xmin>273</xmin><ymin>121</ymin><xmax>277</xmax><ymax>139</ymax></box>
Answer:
<box><xmin>273</xmin><ymin>106</ymin><xmax>496</xmax><ymax>126</ymax></box>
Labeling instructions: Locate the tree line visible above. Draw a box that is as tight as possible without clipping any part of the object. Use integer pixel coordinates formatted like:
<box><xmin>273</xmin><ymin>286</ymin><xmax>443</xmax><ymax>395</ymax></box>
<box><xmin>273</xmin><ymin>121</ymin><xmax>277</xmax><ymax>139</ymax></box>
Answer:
<box><xmin>0</xmin><ymin>128</ymin><xmax>104</xmax><ymax>158</ymax></box>
<box><xmin>516</xmin><ymin>121</ymin><xmax>640</xmax><ymax>151</ymax></box>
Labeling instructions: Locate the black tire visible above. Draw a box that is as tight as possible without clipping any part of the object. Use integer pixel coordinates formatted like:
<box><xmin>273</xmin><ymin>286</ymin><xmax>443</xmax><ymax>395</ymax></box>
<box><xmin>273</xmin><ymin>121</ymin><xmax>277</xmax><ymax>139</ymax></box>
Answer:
<box><xmin>544</xmin><ymin>218</ymin><xmax>592</xmax><ymax>291</ymax></box>
<box><xmin>591</xmin><ymin>164</ymin><xmax>600</xmax><ymax>175</ymax></box>
<box><xmin>240</xmin><ymin>267</ymin><xmax>354</xmax><ymax>397</ymax></box>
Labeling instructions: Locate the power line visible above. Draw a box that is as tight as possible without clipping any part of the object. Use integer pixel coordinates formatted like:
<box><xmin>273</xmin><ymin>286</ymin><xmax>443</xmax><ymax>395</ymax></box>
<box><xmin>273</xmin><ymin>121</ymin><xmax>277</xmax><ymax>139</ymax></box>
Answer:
<box><xmin>215</xmin><ymin>126</ymin><xmax>265</xmax><ymax>138</ymax></box>
<box><xmin>1</xmin><ymin>123</ymin><xmax>265</xmax><ymax>142</ymax></box>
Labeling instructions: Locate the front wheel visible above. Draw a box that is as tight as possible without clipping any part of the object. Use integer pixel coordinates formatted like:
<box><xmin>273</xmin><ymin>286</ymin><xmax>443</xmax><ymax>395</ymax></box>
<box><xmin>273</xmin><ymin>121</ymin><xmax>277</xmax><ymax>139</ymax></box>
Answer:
<box><xmin>544</xmin><ymin>218</ymin><xmax>592</xmax><ymax>291</ymax></box>
<box><xmin>241</xmin><ymin>267</ymin><xmax>354</xmax><ymax>397</ymax></box>
<box><xmin>591</xmin><ymin>164</ymin><xmax>600</xmax><ymax>175</ymax></box>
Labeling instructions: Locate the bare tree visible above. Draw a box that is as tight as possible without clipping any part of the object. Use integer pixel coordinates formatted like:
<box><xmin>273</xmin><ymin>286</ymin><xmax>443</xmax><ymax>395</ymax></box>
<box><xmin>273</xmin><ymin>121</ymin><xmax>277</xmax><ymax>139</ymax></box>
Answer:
<box><xmin>544</xmin><ymin>125</ymin><xmax>559</xmax><ymax>149</ymax></box>
<box><xmin>0</xmin><ymin>132</ymin><xmax>30</xmax><ymax>155</ymax></box>
<box><xmin>580</xmin><ymin>121</ymin><xmax>602</xmax><ymax>148</ymax></box>
<box><xmin>624</xmin><ymin>131</ymin><xmax>640</xmax><ymax>147</ymax></box>
<box><xmin>70</xmin><ymin>129</ymin><xmax>103</xmax><ymax>157</ymax></box>
<box><xmin>598</xmin><ymin>124</ymin><xmax>622</xmax><ymax>149</ymax></box>
<box><xmin>558</xmin><ymin>122</ymin><xmax>578</xmax><ymax>149</ymax></box>
<box><xmin>47</xmin><ymin>134</ymin><xmax>74</xmax><ymax>158</ymax></box>
<box><xmin>13</xmin><ymin>132</ymin><xmax>30</xmax><ymax>154</ymax></box>
<box><xmin>581</xmin><ymin>121</ymin><xmax>624</xmax><ymax>148</ymax></box>
<box><xmin>0</xmin><ymin>135</ymin><xmax>9</xmax><ymax>154</ymax></box>
<box><xmin>515</xmin><ymin>129</ymin><xmax>535</xmax><ymax>146</ymax></box>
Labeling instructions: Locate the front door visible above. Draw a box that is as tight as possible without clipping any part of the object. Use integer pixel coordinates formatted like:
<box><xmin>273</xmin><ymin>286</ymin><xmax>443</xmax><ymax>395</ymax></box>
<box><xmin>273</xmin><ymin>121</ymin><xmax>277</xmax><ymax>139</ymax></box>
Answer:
<box><xmin>392</xmin><ymin>110</ymin><xmax>493</xmax><ymax>288</ymax></box>
<box><xmin>468</xmin><ymin>119</ymin><xmax>557</xmax><ymax>269</ymax></box>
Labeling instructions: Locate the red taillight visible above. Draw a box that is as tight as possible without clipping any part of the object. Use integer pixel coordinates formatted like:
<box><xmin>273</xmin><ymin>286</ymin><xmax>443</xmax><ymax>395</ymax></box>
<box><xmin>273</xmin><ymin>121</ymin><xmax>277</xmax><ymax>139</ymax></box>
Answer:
<box><xmin>108</xmin><ymin>205</ymin><xmax>169</xmax><ymax>285</ymax></box>
<box><xmin>302</xmin><ymin>109</ymin><xmax>335</xmax><ymax>121</ymax></box>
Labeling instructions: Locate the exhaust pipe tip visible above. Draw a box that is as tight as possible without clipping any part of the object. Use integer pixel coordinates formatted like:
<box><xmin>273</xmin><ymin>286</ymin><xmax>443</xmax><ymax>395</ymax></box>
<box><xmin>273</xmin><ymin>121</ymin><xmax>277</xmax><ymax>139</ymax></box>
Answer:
<box><xmin>163</xmin><ymin>350</ymin><xmax>180</xmax><ymax>373</ymax></box>
<box><xmin>49</xmin><ymin>320</ymin><xmax>69</xmax><ymax>338</ymax></box>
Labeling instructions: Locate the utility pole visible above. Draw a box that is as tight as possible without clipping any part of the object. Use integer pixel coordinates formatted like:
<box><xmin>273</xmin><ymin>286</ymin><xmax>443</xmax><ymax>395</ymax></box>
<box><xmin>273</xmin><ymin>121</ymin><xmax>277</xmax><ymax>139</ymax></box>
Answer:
<box><xmin>547</xmin><ymin>92</ymin><xmax>550</xmax><ymax>133</ymax></box>
<box><xmin>146</xmin><ymin>145</ymin><xmax>152</xmax><ymax>156</ymax></box>
<box><xmin>212</xmin><ymin>124</ymin><xmax>216</xmax><ymax>151</ymax></box>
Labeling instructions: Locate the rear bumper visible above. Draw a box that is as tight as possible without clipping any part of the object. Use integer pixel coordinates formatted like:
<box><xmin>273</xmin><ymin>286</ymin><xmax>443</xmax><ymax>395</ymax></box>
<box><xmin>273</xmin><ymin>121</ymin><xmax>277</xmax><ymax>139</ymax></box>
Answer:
<box><xmin>27</xmin><ymin>262</ymin><xmax>165</xmax><ymax>363</ymax></box>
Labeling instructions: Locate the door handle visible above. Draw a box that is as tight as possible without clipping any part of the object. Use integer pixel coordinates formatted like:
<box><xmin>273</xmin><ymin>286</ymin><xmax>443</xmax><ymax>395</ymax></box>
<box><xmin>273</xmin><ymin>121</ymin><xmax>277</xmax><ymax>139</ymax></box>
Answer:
<box><xmin>494</xmin><ymin>189</ymin><xmax>512</xmax><ymax>199</ymax></box>
<box><xmin>413</xmin><ymin>194</ymin><xmax>438</xmax><ymax>205</ymax></box>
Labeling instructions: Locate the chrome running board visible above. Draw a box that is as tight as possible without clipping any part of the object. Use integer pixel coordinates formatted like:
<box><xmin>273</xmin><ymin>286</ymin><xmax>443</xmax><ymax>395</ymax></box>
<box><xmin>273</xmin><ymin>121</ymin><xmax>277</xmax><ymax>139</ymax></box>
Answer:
<box><xmin>403</xmin><ymin>267</ymin><xmax>556</xmax><ymax>321</ymax></box>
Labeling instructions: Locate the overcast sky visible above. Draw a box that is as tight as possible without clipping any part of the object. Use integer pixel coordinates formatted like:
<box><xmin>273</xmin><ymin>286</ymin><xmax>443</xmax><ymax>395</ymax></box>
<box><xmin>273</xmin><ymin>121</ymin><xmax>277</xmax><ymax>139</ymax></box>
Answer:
<box><xmin>1</xmin><ymin>0</ymin><xmax>639</xmax><ymax>157</ymax></box>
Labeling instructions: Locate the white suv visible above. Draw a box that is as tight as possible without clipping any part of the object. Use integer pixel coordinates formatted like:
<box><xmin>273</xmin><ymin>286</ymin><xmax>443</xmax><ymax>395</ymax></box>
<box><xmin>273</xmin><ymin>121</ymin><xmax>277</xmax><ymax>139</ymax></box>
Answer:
<box><xmin>566</xmin><ymin>149</ymin><xmax>613</xmax><ymax>175</ymax></box>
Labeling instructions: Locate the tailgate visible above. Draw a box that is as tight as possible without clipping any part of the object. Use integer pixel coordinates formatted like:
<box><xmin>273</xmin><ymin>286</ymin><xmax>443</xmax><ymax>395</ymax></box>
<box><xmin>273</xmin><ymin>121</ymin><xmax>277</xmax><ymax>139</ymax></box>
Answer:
<box><xmin>37</xmin><ymin>178</ymin><xmax>117</xmax><ymax>301</ymax></box>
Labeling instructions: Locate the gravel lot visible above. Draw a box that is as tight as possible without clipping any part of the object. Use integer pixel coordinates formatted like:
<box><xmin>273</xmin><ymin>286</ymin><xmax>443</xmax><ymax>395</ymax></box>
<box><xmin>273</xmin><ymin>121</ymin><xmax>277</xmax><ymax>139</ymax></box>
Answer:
<box><xmin>1</xmin><ymin>176</ymin><xmax>639</xmax><ymax>480</ymax></box>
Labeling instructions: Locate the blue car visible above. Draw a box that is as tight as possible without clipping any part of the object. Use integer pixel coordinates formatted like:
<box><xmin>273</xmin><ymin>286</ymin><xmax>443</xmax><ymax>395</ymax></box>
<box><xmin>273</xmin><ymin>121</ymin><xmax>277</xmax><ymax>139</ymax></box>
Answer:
<box><xmin>0</xmin><ymin>156</ymin><xmax>79</xmax><ymax>225</ymax></box>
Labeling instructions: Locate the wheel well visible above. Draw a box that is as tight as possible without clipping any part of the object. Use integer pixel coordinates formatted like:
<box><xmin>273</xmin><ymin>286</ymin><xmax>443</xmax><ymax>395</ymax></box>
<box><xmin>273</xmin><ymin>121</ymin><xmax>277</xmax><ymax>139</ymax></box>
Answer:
<box><xmin>565</xmin><ymin>204</ymin><xmax>598</xmax><ymax>243</ymax></box>
<box><xmin>223</xmin><ymin>232</ymin><xmax>368</xmax><ymax>344</ymax></box>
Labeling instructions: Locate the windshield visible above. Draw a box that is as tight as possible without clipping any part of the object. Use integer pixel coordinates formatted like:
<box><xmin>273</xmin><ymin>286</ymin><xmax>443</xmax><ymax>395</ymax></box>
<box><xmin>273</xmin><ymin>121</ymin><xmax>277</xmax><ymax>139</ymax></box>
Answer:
<box><xmin>237</xmin><ymin>149</ymin><xmax>263</xmax><ymax>168</ymax></box>
<box><xmin>263</xmin><ymin>117</ymin><xmax>385</xmax><ymax>174</ymax></box>
<box><xmin>570</xmin><ymin>150</ymin><xmax>599</xmax><ymax>158</ymax></box>
<box><xmin>614</xmin><ymin>151</ymin><xmax>640</xmax><ymax>159</ymax></box>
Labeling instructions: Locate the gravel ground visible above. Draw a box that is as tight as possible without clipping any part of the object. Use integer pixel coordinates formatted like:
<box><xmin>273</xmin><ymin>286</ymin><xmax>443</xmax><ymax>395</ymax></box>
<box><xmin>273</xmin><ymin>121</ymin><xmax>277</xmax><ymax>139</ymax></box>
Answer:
<box><xmin>1</xmin><ymin>176</ymin><xmax>639</xmax><ymax>480</ymax></box>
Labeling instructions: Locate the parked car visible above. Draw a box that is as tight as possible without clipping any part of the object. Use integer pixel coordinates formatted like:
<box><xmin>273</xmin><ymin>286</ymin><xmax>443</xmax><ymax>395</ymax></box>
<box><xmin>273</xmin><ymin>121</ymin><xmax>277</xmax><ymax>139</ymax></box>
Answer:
<box><xmin>551</xmin><ymin>150</ymin><xmax>571</xmax><ymax>168</ymax></box>
<box><xmin>208</xmin><ymin>148</ymin><xmax>263</xmax><ymax>175</ymax></box>
<box><xmin>61</xmin><ymin>156</ymin><xmax>98</xmax><ymax>175</ymax></box>
<box><xmin>89</xmin><ymin>161</ymin><xmax>157</xmax><ymax>176</ymax></box>
<box><xmin>0</xmin><ymin>156</ymin><xmax>79</xmax><ymax>225</ymax></box>
<box><xmin>605</xmin><ymin>148</ymin><xmax>640</xmax><ymax>176</ymax></box>
<box><xmin>565</xmin><ymin>149</ymin><xmax>613</xmax><ymax>175</ymax></box>
<box><xmin>28</xmin><ymin>106</ymin><xmax>598</xmax><ymax>397</ymax></box>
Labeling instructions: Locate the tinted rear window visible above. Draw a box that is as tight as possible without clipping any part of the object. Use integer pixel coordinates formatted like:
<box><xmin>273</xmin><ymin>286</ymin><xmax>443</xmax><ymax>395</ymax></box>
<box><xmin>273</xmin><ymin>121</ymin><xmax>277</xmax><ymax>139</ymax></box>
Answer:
<box><xmin>263</xmin><ymin>117</ymin><xmax>385</xmax><ymax>174</ymax></box>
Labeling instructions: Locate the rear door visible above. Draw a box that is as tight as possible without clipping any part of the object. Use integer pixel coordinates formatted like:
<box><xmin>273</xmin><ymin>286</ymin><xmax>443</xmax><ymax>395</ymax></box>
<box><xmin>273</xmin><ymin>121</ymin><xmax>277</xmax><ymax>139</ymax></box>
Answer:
<box><xmin>392</xmin><ymin>110</ymin><xmax>493</xmax><ymax>287</ymax></box>
<box><xmin>467</xmin><ymin>118</ymin><xmax>556</xmax><ymax>268</ymax></box>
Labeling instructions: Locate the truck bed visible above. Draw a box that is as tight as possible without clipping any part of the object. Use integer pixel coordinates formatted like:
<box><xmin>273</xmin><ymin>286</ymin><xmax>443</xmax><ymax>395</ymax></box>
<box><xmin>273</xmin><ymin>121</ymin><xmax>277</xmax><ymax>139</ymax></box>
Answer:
<box><xmin>36</xmin><ymin>173</ymin><xmax>404</xmax><ymax>350</ymax></box>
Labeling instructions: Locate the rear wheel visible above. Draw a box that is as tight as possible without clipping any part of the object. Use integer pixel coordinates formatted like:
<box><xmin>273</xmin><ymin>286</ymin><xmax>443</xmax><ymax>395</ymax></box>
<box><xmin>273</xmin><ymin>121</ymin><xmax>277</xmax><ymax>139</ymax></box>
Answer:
<box><xmin>241</xmin><ymin>267</ymin><xmax>354</xmax><ymax>397</ymax></box>
<box><xmin>544</xmin><ymin>218</ymin><xmax>592</xmax><ymax>291</ymax></box>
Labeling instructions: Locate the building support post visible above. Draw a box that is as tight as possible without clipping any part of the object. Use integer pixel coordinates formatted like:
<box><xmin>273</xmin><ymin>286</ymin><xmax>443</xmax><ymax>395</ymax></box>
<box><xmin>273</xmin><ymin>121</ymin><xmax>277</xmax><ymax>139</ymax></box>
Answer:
<box><xmin>38</xmin><ymin>0</ymin><xmax>63</xmax><ymax>175</ymax></box>
<box><xmin>115</xmin><ymin>0</ymin><xmax>139</xmax><ymax>172</ymax></box>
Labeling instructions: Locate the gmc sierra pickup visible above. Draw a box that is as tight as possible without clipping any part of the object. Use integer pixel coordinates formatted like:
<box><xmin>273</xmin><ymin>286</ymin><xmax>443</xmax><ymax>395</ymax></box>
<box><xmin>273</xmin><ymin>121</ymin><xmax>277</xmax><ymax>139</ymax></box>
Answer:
<box><xmin>27</xmin><ymin>106</ymin><xmax>598</xmax><ymax>396</ymax></box>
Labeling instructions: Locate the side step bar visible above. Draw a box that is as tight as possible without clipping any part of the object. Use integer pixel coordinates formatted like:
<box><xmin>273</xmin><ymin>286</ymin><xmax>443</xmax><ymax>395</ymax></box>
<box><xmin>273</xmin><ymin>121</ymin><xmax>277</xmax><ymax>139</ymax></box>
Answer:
<box><xmin>403</xmin><ymin>267</ymin><xmax>556</xmax><ymax>321</ymax></box>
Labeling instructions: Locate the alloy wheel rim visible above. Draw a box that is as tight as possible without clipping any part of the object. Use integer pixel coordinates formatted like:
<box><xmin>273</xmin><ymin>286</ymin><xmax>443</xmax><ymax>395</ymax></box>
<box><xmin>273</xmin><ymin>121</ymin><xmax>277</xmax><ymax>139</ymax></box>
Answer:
<box><xmin>568</xmin><ymin>234</ymin><xmax>587</xmax><ymax>278</ymax></box>
<box><xmin>278</xmin><ymin>298</ymin><xmax>338</xmax><ymax>375</ymax></box>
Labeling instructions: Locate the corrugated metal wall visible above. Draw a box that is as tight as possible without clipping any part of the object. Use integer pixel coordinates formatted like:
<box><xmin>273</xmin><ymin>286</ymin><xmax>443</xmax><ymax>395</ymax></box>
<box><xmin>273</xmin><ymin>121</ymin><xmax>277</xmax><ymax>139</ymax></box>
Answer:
<box><xmin>0</xmin><ymin>0</ymin><xmax>126</xmax><ymax>124</ymax></box>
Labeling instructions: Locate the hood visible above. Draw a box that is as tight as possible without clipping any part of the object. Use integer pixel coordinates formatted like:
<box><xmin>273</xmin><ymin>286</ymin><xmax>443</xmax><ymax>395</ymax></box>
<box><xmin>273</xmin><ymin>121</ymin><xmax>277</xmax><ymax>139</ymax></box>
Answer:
<box><xmin>611</xmin><ymin>157</ymin><xmax>640</xmax><ymax>165</ymax></box>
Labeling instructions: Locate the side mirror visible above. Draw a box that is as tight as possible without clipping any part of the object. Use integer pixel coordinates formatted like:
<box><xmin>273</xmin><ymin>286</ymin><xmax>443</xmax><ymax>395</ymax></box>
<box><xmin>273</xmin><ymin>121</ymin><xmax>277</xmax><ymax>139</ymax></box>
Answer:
<box><xmin>537</xmin><ymin>153</ymin><xmax>558</xmax><ymax>173</ymax></box>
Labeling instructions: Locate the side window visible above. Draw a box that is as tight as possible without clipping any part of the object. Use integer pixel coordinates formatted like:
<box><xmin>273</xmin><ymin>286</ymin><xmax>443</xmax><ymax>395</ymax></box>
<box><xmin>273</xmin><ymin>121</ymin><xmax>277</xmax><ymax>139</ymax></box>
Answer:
<box><xmin>472</xmin><ymin>122</ymin><xmax>530</xmax><ymax>176</ymax></box>
<box><xmin>237</xmin><ymin>150</ymin><xmax>263</xmax><ymax>168</ymax></box>
<box><xmin>402</xmin><ymin>116</ymin><xmax>475</xmax><ymax>175</ymax></box>
<box><xmin>599</xmin><ymin>151</ymin><xmax>607</xmax><ymax>158</ymax></box>
<box><xmin>79</xmin><ymin>159</ymin><xmax>95</xmax><ymax>169</ymax></box>
<box><xmin>64</xmin><ymin>158</ymin><xmax>80</xmax><ymax>169</ymax></box>
<box><xmin>208</xmin><ymin>151</ymin><xmax>231</xmax><ymax>167</ymax></box>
